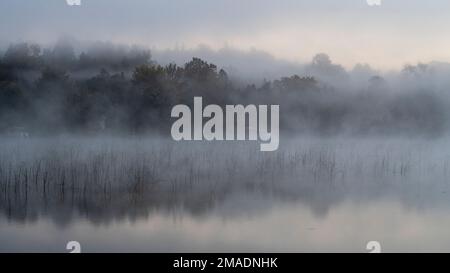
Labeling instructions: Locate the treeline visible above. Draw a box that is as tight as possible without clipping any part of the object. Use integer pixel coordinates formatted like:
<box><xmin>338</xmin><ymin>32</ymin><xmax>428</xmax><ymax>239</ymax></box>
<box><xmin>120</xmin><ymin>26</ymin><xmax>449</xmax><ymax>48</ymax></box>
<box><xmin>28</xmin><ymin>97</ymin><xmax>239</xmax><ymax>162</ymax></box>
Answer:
<box><xmin>0</xmin><ymin>41</ymin><xmax>446</xmax><ymax>136</ymax></box>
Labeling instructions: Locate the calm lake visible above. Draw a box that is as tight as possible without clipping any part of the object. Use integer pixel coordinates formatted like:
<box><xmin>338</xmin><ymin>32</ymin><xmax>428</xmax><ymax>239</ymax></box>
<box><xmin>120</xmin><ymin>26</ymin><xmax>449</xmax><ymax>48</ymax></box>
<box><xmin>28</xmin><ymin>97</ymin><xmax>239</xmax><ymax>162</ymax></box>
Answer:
<box><xmin>1</xmin><ymin>137</ymin><xmax>450</xmax><ymax>252</ymax></box>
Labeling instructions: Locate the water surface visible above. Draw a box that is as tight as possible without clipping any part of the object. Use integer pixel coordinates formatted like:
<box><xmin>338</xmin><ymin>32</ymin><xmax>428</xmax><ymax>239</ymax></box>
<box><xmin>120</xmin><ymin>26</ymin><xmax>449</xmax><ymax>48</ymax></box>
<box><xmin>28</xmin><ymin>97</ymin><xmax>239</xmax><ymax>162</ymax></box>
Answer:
<box><xmin>1</xmin><ymin>137</ymin><xmax>450</xmax><ymax>252</ymax></box>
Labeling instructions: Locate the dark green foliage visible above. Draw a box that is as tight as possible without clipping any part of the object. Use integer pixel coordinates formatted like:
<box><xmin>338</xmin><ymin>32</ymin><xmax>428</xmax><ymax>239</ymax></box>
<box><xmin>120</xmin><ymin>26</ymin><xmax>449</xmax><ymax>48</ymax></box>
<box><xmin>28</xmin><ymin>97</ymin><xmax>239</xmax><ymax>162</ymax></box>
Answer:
<box><xmin>0</xmin><ymin>42</ymin><xmax>445</xmax><ymax>137</ymax></box>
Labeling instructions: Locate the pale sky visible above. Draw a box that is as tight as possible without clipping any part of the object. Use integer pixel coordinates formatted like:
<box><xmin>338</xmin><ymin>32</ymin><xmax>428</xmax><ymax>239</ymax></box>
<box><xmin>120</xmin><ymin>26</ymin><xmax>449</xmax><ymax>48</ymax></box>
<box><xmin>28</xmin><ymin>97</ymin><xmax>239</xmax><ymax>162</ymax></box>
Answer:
<box><xmin>1</xmin><ymin>0</ymin><xmax>450</xmax><ymax>70</ymax></box>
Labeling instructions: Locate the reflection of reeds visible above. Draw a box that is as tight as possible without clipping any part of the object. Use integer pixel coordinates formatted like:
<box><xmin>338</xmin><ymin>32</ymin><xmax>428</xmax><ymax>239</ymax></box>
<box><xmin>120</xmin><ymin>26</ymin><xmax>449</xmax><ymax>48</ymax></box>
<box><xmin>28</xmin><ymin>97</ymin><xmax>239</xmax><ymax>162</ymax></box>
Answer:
<box><xmin>0</xmin><ymin>137</ymin><xmax>449</xmax><ymax>223</ymax></box>
<box><xmin>0</xmin><ymin>138</ymin><xmax>438</xmax><ymax>195</ymax></box>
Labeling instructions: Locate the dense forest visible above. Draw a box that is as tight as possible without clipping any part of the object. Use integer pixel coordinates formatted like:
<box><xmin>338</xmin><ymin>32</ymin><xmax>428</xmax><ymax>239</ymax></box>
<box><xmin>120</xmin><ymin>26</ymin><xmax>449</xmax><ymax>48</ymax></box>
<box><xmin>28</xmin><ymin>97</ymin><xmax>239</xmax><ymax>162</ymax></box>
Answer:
<box><xmin>0</xmin><ymin>40</ymin><xmax>446</xmax><ymax>136</ymax></box>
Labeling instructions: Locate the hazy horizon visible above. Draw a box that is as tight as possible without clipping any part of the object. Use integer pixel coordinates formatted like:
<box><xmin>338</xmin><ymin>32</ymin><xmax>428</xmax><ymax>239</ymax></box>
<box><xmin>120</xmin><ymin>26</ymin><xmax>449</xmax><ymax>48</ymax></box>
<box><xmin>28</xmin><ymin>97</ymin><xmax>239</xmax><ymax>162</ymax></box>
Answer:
<box><xmin>2</xmin><ymin>0</ymin><xmax>450</xmax><ymax>71</ymax></box>
<box><xmin>4</xmin><ymin>0</ymin><xmax>450</xmax><ymax>254</ymax></box>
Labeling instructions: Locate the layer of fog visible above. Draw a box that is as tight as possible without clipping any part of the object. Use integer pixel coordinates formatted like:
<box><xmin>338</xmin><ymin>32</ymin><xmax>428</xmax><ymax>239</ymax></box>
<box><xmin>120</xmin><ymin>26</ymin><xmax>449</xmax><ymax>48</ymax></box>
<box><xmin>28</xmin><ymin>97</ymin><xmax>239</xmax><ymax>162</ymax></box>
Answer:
<box><xmin>3</xmin><ymin>39</ymin><xmax>450</xmax><ymax>137</ymax></box>
<box><xmin>2</xmin><ymin>137</ymin><xmax>450</xmax><ymax>226</ymax></box>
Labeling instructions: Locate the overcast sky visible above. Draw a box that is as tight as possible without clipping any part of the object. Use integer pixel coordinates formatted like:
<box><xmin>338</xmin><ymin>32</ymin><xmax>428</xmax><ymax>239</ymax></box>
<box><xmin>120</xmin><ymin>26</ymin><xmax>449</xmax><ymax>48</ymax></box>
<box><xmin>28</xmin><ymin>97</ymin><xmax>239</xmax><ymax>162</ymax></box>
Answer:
<box><xmin>1</xmin><ymin>0</ymin><xmax>450</xmax><ymax>70</ymax></box>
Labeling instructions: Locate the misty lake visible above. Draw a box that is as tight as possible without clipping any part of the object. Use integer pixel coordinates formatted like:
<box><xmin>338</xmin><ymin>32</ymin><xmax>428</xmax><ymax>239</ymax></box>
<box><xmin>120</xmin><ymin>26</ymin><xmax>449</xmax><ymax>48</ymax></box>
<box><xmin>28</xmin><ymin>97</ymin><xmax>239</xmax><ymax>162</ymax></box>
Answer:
<box><xmin>2</xmin><ymin>136</ymin><xmax>450</xmax><ymax>252</ymax></box>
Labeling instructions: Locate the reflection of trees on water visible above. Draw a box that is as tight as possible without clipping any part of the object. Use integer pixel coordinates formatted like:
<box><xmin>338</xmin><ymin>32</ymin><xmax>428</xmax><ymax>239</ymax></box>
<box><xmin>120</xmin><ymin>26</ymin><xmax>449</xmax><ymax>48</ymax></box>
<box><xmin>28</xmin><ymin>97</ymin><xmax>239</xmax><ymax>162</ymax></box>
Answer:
<box><xmin>1</xmin><ymin>138</ymin><xmax>450</xmax><ymax>226</ymax></box>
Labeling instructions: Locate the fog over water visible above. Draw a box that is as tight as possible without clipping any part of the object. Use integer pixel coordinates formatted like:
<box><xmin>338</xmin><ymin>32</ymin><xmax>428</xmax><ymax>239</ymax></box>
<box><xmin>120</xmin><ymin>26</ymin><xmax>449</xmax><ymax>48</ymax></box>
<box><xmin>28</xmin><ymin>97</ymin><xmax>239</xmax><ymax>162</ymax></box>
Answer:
<box><xmin>2</xmin><ymin>38</ymin><xmax>450</xmax><ymax>251</ymax></box>
<box><xmin>2</xmin><ymin>0</ymin><xmax>450</xmax><ymax>253</ymax></box>
<box><xmin>1</xmin><ymin>137</ymin><xmax>450</xmax><ymax>252</ymax></box>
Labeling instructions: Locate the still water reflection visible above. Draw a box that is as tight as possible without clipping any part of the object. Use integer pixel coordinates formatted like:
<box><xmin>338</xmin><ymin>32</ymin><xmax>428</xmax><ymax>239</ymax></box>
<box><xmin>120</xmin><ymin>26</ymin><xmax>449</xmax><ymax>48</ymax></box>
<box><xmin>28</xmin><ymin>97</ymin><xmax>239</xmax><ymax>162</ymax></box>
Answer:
<box><xmin>1</xmin><ymin>137</ymin><xmax>450</xmax><ymax>252</ymax></box>
<box><xmin>3</xmin><ymin>195</ymin><xmax>450</xmax><ymax>252</ymax></box>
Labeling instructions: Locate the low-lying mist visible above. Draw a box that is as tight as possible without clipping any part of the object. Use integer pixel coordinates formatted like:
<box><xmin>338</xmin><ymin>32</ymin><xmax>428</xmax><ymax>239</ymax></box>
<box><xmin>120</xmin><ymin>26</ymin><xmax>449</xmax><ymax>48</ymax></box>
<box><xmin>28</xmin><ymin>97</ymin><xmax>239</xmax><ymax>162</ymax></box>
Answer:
<box><xmin>1</xmin><ymin>39</ymin><xmax>450</xmax><ymax>137</ymax></box>
<box><xmin>2</xmin><ymin>136</ymin><xmax>450</xmax><ymax>226</ymax></box>
<box><xmin>3</xmin><ymin>40</ymin><xmax>450</xmax><ymax>252</ymax></box>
